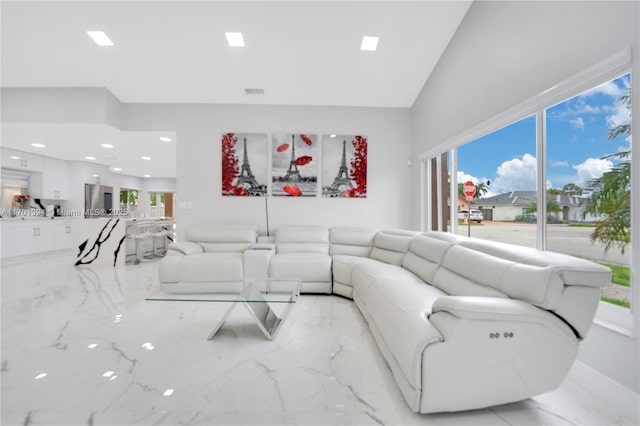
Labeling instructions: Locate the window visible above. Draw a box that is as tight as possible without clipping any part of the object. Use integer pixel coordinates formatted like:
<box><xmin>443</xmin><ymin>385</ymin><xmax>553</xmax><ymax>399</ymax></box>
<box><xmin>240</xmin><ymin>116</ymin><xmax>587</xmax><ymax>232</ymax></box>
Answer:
<box><xmin>120</xmin><ymin>188</ymin><xmax>138</xmax><ymax>216</ymax></box>
<box><xmin>454</xmin><ymin>114</ymin><xmax>537</xmax><ymax>243</ymax></box>
<box><xmin>546</xmin><ymin>73</ymin><xmax>631</xmax><ymax>309</ymax></box>
<box><xmin>149</xmin><ymin>192</ymin><xmax>175</xmax><ymax>219</ymax></box>
<box><xmin>427</xmin><ymin>72</ymin><xmax>632</xmax><ymax>312</ymax></box>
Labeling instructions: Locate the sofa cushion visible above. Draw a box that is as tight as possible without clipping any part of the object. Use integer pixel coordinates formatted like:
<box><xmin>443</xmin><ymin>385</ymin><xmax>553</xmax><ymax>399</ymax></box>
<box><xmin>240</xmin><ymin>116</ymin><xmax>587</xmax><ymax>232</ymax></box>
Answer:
<box><xmin>269</xmin><ymin>252</ymin><xmax>332</xmax><ymax>282</ymax></box>
<box><xmin>452</xmin><ymin>236</ymin><xmax>611</xmax><ymax>288</ymax></box>
<box><xmin>329</xmin><ymin>227</ymin><xmax>377</xmax><ymax>257</ymax></box>
<box><xmin>159</xmin><ymin>252</ymin><xmax>243</xmax><ymax>284</ymax></box>
<box><xmin>369</xmin><ymin>229</ymin><xmax>420</xmax><ymax>265</ymax></box>
<box><xmin>332</xmin><ymin>254</ymin><xmax>376</xmax><ymax>285</ymax></box>
<box><xmin>275</xmin><ymin>225</ymin><xmax>329</xmax><ymax>254</ymax></box>
<box><xmin>185</xmin><ymin>223</ymin><xmax>257</xmax><ymax>253</ymax></box>
<box><xmin>402</xmin><ymin>234</ymin><xmax>454</xmax><ymax>284</ymax></box>
<box><xmin>352</xmin><ymin>261</ymin><xmax>422</xmax><ymax>303</ymax></box>
<box><xmin>433</xmin><ymin>244</ymin><xmax>568</xmax><ymax>308</ymax></box>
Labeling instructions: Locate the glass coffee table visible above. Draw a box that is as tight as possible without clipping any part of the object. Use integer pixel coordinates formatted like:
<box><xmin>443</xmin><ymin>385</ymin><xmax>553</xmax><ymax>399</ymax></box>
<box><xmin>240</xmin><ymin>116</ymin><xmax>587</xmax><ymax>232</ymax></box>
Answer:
<box><xmin>146</xmin><ymin>279</ymin><xmax>302</xmax><ymax>340</ymax></box>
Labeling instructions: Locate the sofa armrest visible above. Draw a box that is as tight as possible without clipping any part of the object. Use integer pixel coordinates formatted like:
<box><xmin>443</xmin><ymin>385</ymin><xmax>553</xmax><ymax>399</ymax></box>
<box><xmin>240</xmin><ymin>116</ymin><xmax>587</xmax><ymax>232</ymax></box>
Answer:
<box><xmin>167</xmin><ymin>241</ymin><xmax>204</xmax><ymax>256</ymax></box>
<box><xmin>431</xmin><ymin>296</ymin><xmax>576</xmax><ymax>338</ymax></box>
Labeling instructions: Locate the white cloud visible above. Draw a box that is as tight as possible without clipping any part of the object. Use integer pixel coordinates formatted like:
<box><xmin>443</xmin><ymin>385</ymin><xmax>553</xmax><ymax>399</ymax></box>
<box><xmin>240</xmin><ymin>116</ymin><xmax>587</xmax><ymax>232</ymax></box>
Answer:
<box><xmin>606</xmin><ymin>97</ymin><xmax>631</xmax><ymax>131</ymax></box>
<box><xmin>492</xmin><ymin>153</ymin><xmax>538</xmax><ymax>192</ymax></box>
<box><xmin>580</xmin><ymin>80</ymin><xmax>625</xmax><ymax>98</ymax></box>
<box><xmin>456</xmin><ymin>172</ymin><xmax>498</xmax><ymax>197</ymax></box>
<box><xmin>572</xmin><ymin>157</ymin><xmax>613</xmax><ymax>187</ymax></box>
<box><xmin>570</xmin><ymin>117</ymin><xmax>584</xmax><ymax>129</ymax></box>
<box><xmin>457</xmin><ymin>171</ymin><xmax>478</xmax><ymax>185</ymax></box>
<box><xmin>550</xmin><ymin>160</ymin><xmax>569</xmax><ymax>167</ymax></box>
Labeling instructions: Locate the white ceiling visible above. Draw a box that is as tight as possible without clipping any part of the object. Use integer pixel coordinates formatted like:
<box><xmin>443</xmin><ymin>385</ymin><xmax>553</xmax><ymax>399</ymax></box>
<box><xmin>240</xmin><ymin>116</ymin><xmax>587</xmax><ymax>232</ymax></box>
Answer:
<box><xmin>0</xmin><ymin>0</ymin><xmax>472</xmax><ymax>178</ymax></box>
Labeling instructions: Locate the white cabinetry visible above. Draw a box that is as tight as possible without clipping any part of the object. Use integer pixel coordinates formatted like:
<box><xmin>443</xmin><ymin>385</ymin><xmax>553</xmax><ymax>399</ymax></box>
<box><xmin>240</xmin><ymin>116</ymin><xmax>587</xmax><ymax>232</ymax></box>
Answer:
<box><xmin>0</xmin><ymin>148</ymin><xmax>43</xmax><ymax>172</ymax></box>
<box><xmin>1</xmin><ymin>219</ymin><xmax>73</xmax><ymax>259</ymax></box>
<box><xmin>1</xmin><ymin>222</ymin><xmax>15</xmax><ymax>258</ymax></box>
<box><xmin>13</xmin><ymin>221</ymin><xmax>56</xmax><ymax>257</ymax></box>
<box><xmin>29</xmin><ymin>157</ymin><xmax>69</xmax><ymax>200</ymax></box>
<box><xmin>55</xmin><ymin>220</ymin><xmax>73</xmax><ymax>250</ymax></box>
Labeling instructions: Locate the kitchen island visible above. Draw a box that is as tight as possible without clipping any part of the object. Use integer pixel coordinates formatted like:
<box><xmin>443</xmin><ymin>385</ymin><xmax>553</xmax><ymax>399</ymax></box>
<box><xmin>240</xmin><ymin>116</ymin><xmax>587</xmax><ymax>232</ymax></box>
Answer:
<box><xmin>73</xmin><ymin>217</ymin><xmax>127</xmax><ymax>267</ymax></box>
<box><xmin>74</xmin><ymin>217</ymin><xmax>175</xmax><ymax>266</ymax></box>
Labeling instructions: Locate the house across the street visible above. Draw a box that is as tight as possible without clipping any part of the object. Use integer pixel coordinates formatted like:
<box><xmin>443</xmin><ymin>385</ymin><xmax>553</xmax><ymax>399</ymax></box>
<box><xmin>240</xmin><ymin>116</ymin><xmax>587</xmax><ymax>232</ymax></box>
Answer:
<box><xmin>473</xmin><ymin>190</ymin><xmax>593</xmax><ymax>222</ymax></box>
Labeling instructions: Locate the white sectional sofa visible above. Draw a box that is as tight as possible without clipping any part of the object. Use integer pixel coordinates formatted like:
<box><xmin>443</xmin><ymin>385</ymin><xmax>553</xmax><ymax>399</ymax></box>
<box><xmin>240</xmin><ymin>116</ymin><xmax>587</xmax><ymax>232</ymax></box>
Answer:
<box><xmin>157</xmin><ymin>223</ymin><xmax>611</xmax><ymax>413</ymax></box>
<box><xmin>158</xmin><ymin>223</ymin><xmax>259</xmax><ymax>293</ymax></box>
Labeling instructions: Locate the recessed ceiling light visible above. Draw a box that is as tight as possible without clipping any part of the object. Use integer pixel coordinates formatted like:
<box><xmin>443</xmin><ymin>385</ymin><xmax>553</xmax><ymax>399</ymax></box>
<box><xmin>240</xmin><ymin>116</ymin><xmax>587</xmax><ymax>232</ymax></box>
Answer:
<box><xmin>330</xmin><ymin>134</ymin><xmax>337</xmax><ymax>138</ymax></box>
<box><xmin>31</xmin><ymin>143</ymin><xmax>45</xmax><ymax>148</ymax></box>
<box><xmin>159</xmin><ymin>137</ymin><xmax>172</xmax><ymax>142</ymax></box>
<box><xmin>10</xmin><ymin>156</ymin><xmax>20</xmax><ymax>160</ymax></box>
<box><xmin>143</xmin><ymin>174</ymin><xmax>151</xmax><ymax>178</ymax></box>
<box><xmin>101</xmin><ymin>143</ymin><xmax>114</xmax><ymax>148</ymax></box>
<box><xmin>225</xmin><ymin>32</ymin><xmax>245</xmax><ymax>47</ymax></box>
<box><xmin>112</xmin><ymin>167</ymin><xmax>122</xmax><ymax>172</ymax></box>
<box><xmin>86</xmin><ymin>156</ymin><xmax>96</xmax><ymax>160</ymax></box>
<box><xmin>141</xmin><ymin>156</ymin><xmax>151</xmax><ymax>161</ymax></box>
<box><xmin>244</xmin><ymin>88</ymin><xmax>264</xmax><ymax>95</ymax></box>
<box><xmin>92</xmin><ymin>174</ymin><xmax>100</xmax><ymax>177</ymax></box>
<box><xmin>87</xmin><ymin>31</ymin><xmax>114</xmax><ymax>47</ymax></box>
<box><xmin>360</xmin><ymin>36</ymin><xmax>379</xmax><ymax>51</ymax></box>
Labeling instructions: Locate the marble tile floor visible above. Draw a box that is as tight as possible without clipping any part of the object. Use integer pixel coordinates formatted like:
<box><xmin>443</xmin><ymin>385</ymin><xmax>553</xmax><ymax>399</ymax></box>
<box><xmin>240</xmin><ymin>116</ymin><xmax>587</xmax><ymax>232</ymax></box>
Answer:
<box><xmin>1</xmin><ymin>253</ymin><xmax>636</xmax><ymax>426</ymax></box>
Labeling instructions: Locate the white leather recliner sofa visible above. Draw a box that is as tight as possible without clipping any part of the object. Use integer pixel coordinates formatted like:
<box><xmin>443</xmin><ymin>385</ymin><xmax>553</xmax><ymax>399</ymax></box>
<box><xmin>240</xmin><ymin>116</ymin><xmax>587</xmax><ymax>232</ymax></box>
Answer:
<box><xmin>333</xmin><ymin>228</ymin><xmax>608</xmax><ymax>413</ymax></box>
<box><xmin>157</xmin><ymin>223</ymin><xmax>611</xmax><ymax>413</ymax></box>
<box><xmin>158</xmin><ymin>223</ymin><xmax>259</xmax><ymax>293</ymax></box>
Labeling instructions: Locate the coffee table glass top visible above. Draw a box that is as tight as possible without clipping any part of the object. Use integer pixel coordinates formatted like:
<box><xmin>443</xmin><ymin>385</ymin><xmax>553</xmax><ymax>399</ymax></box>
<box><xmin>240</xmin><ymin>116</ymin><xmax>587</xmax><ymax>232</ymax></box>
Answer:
<box><xmin>145</xmin><ymin>279</ymin><xmax>301</xmax><ymax>303</ymax></box>
<box><xmin>145</xmin><ymin>278</ymin><xmax>302</xmax><ymax>340</ymax></box>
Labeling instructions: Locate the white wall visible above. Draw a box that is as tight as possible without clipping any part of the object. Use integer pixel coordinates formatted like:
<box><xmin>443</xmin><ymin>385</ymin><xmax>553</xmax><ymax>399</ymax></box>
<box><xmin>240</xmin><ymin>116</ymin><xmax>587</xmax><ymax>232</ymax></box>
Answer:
<box><xmin>119</xmin><ymin>103</ymin><xmax>412</xmax><ymax>237</ymax></box>
<box><xmin>409</xmin><ymin>0</ymin><xmax>640</xmax><ymax>394</ymax></box>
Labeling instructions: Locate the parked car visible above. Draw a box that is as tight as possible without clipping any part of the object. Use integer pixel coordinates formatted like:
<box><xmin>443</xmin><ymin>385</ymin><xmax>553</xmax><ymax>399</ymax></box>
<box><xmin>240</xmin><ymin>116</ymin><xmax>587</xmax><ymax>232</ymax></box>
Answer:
<box><xmin>458</xmin><ymin>209</ymin><xmax>483</xmax><ymax>223</ymax></box>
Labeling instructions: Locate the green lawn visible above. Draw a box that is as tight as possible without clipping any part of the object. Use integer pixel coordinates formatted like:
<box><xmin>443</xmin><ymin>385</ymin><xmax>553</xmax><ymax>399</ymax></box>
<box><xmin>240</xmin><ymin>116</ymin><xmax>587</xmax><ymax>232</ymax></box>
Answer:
<box><xmin>600</xmin><ymin>296</ymin><xmax>630</xmax><ymax>308</ymax></box>
<box><xmin>597</xmin><ymin>262</ymin><xmax>630</xmax><ymax>286</ymax></box>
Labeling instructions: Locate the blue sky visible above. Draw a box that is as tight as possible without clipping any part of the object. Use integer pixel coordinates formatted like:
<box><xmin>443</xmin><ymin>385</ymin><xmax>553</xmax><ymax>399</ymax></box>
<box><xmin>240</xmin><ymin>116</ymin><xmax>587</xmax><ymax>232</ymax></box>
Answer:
<box><xmin>457</xmin><ymin>73</ymin><xmax>631</xmax><ymax>197</ymax></box>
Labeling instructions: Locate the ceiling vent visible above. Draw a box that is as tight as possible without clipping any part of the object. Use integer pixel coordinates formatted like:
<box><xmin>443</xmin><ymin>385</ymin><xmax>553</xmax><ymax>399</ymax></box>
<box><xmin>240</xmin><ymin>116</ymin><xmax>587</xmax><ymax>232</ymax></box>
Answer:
<box><xmin>244</xmin><ymin>88</ymin><xmax>265</xmax><ymax>95</ymax></box>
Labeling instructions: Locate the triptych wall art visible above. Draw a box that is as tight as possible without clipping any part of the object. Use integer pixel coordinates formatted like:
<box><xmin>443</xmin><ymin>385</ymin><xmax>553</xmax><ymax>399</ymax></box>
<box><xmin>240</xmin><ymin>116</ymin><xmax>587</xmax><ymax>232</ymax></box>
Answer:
<box><xmin>221</xmin><ymin>133</ymin><xmax>367</xmax><ymax>198</ymax></box>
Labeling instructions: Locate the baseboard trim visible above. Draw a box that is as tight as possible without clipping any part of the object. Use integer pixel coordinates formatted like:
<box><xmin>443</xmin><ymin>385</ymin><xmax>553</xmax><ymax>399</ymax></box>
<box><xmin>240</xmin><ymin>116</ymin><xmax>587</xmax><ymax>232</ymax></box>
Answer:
<box><xmin>569</xmin><ymin>360</ymin><xmax>639</xmax><ymax>421</ymax></box>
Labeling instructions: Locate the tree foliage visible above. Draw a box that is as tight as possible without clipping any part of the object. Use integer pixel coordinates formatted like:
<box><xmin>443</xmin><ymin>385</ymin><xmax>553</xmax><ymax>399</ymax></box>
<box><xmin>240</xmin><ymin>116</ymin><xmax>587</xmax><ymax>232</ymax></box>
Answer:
<box><xmin>457</xmin><ymin>181</ymin><xmax>489</xmax><ymax>200</ymax></box>
<box><xmin>584</xmin><ymin>89</ymin><xmax>631</xmax><ymax>253</ymax></box>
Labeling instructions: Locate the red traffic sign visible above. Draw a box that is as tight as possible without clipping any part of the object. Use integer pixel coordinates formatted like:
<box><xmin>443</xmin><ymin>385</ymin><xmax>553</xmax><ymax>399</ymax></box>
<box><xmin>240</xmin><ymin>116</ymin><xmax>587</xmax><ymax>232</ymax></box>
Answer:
<box><xmin>463</xmin><ymin>181</ymin><xmax>476</xmax><ymax>197</ymax></box>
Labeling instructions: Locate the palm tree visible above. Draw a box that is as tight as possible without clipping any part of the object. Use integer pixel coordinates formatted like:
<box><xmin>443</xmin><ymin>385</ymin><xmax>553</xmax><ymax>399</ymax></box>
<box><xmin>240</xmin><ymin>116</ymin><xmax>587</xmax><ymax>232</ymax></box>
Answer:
<box><xmin>525</xmin><ymin>193</ymin><xmax>562</xmax><ymax>216</ymax></box>
<box><xmin>562</xmin><ymin>183</ymin><xmax>583</xmax><ymax>197</ymax></box>
<box><xmin>584</xmin><ymin>90</ymin><xmax>631</xmax><ymax>253</ymax></box>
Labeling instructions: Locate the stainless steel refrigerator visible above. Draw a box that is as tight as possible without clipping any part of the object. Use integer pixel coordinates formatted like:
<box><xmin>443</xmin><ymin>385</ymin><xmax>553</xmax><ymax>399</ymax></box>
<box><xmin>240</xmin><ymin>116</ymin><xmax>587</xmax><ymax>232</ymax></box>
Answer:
<box><xmin>84</xmin><ymin>184</ymin><xmax>114</xmax><ymax>217</ymax></box>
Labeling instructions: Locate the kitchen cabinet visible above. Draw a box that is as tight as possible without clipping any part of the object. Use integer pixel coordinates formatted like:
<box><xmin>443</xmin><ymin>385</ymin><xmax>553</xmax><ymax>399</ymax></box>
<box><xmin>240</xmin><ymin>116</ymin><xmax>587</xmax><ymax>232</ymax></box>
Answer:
<box><xmin>13</xmin><ymin>221</ymin><xmax>56</xmax><ymax>257</ymax></box>
<box><xmin>1</xmin><ymin>219</ymin><xmax>74</xmax><ymax>259</ymax></box>
<box><xmin>1</xmin><ymin>222</ymin><xmax>15</xmax><ymax>258</ymax></box>
<box><xmin>55</xmin><ymin>220</ymin><xmax>73</xmax><ymax>250</ymax></box>
<box><xmin>29</xmin><ymin>157</ymin><xmax>69</xmax><ymax>200</ymax></box>
<box><xmin>0</xmin><ymin>148</ymin><xmax>43</xmax><ymax>172</ymax></box>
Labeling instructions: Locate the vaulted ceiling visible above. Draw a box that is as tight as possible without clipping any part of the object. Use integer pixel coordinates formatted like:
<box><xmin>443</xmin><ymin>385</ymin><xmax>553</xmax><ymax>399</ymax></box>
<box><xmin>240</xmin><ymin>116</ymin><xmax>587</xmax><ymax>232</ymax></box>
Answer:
<box><xmin>1</xmin><ymin>1</ymin><xmax>472</xmax><ymax>177</ymax></box>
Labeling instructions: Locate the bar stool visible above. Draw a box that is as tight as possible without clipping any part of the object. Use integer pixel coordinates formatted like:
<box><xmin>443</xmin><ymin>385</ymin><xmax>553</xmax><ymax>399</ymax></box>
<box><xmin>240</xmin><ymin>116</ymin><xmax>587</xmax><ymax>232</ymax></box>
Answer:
<box><xmin>150</xmin><ymin>225</ymin><xmax>170</xmax><ymax>257</ymax></box>
<box><xmin>126</xmin><ymin>222</ymin><xmax>153</xmax><ymax>263</ymax></box>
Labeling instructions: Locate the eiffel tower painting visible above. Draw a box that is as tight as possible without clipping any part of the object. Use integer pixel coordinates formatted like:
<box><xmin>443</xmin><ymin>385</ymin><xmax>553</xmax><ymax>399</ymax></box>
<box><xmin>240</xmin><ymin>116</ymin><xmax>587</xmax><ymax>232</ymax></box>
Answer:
<box><xmin>284</xmin><ymin>134</ymin><xmax>301</xmax><ymax>182</ymax></box>
<box><xmin>272</xmin><ymin>133</ymin><xmax>318</xmax><ymax>196</ymax></box>
<box><xmin>221</xmin><ymin>133</ymin><xmax>267</xmax><ymax>196</ymax></box>
<box><xmin>322</xmin><ymin>134</ymin><xmax>367</xmax><ymax>198</ymax></box>
<box><xmin>235</xmin><ymin>137</ymin><xmax>259</xmax><ymax>189</ymax></box>
<box><xmin>329</xmin><ymin>140</ymin><xmax>353</xmax><ymax>191</ymax></box>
